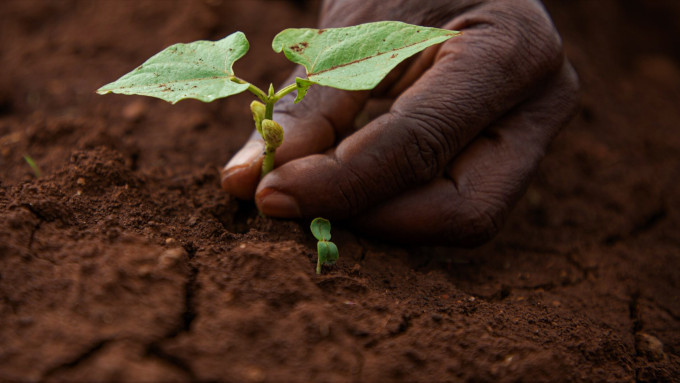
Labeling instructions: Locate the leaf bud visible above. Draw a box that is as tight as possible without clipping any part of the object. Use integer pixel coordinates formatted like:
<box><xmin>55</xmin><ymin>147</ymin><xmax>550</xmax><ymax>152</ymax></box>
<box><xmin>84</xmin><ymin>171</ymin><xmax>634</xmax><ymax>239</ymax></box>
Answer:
<box><xmin>261</xmin><ymin>119</ymin><xmax>284</xmax><ymax>150</ymax></box>
<box><xmin>250</xmin><ymin>101</ymin><xmax>266</xmax><ymax>135</ymax></box>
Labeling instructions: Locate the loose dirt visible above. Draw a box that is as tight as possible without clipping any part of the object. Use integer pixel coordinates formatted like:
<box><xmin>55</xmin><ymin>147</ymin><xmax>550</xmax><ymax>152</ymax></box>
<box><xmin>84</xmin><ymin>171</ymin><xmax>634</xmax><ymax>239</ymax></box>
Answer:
<box><xmin>1</xmin><ymin>1</ymin><xmax>679</xmax><ymax>382</ymax></box>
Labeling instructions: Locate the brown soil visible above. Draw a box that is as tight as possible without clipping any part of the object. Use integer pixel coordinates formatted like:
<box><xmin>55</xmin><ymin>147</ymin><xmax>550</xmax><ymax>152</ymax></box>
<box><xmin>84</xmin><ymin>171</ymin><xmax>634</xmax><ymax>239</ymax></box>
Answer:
<box><xmin>1</xmin><ymin>1</ymin><xmax>679</xmax><ymax>382</ymax></box>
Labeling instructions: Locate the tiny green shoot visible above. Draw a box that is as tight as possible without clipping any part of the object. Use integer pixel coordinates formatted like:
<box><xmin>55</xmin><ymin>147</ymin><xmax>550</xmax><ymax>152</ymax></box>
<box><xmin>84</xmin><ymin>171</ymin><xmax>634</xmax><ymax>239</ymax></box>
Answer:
<box><xmin>96</xmin><ymin>21</ymin><xmax>460</xmax><ymax>179</ymax></box>
<box><xmin>23</xmin><ymin>155</ymin><xmax>41</xmax><ymax>178</ymax></box>
<box><xmin>310</xmin><ymin>217</ymin><xmax>338</xmax><ymax>274</ymax></box>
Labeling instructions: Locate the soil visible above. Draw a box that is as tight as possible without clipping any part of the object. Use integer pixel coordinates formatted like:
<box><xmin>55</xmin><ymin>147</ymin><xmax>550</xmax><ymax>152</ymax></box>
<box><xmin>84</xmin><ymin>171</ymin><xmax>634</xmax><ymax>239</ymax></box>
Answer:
<box><xmin>1</xmin><ymin>0</ymin><xmax>679</xmax><ymax>382</ymax></box>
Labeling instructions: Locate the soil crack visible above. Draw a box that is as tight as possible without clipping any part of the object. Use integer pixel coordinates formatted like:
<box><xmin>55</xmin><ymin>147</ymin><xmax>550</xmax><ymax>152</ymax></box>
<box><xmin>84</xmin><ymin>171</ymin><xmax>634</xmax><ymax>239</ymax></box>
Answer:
<box><xmin>630</xmin><ymin>207</ymin><xmax>667</xmax><ymax>237</ymax></box>
<box><xmin>173</xmin><ymin>245</ymin><xmax>199</xmax><ymax>335</ymax></box>
<box><xmin>42</xmin><ymin>339</ymin><xmax>111</xmax><ymax>379</ymax></box>
<box><xmin>565</xmin><ymin>250</ymin><xmax>597</xmax><ymax>281</ymax></box>
<box><xmin>629</xmin><ymin>291</ymin><xmax>645</xmax><ymax>383</ymax></box>
<box><xmin>20</xmin><ymin>204</ymin><xmax>44</xmax><ymax>251</ymax></box>
<box><xmin>629</xmin><ymin>291</ymin><xmax>642</xmax><ymax>335</ymax></box>
<box><xmin>179</xmin><ymin>263</ymin><xmax>198</xmax><ymax>333</ymax></box>
<box><xmin>604</xmin><ymin>206</ymin><xmax>667</xmax><ymax>246</ymax></box>
<box><xmin>145</xmin><ymin>246</ymin><xmax>199</xmax><ymax>378</ymax></box>
<box><xmin>27</xmin><ymin>221</ymin><xmax>40</xmax><ymax>250</ymax></box>
<box><xmin>364</xmin><ymin>312</ymin><xmax>419</xmax><ymax>349</ymax></box>
<box><xmin>146</xmin><ymin>343</ymin><xmax>196</xmax><ymax>380</ymax></box>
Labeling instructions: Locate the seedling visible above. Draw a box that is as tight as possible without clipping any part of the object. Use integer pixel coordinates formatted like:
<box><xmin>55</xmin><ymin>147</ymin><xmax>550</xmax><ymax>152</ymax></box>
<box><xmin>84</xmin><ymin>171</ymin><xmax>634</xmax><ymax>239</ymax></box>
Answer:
<box><xmin>97</xmin><ymin>22</ymin><xmax>460</xmax><ymax>273</ymax></box>
<box><xmin>310</xmin><ymin>217</ymin><xmax>338</xmax><ymax>274</ymax></box>
<box><xmin>97</xmin><ymin>21</ymin><xmax>460</xmax><ymax>178</ymax></box>
<box><xmin>23</xmin><ymin>155</ymin><xmax>41</xmax><ymax>178</ymax></box>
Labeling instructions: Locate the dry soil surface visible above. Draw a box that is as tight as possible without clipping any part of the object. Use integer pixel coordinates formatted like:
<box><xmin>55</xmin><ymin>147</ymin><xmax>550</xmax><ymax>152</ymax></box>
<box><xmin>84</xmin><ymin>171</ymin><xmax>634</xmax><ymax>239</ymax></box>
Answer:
<box><xmin>1</xmin><ymin>1</ymin><xmax>679</xmax><ymax>382</ymax></box>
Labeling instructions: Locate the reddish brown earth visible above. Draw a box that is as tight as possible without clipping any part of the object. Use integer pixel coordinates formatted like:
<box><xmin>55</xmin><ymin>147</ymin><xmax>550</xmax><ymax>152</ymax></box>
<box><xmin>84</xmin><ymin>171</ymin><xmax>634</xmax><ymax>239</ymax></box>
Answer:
<box><xmin>1</xmin><ymin>1</ymin><xmax>679</xmax><ymax>382</ymax></box>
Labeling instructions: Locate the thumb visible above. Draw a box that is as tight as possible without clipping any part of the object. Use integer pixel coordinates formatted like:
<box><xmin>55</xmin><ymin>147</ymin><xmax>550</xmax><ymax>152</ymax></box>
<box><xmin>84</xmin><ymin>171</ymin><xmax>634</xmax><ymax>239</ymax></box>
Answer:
<box><xmin>220</xmin><ymin>68</ymin><xmax>368</xmax><ymax>199</ymax></box>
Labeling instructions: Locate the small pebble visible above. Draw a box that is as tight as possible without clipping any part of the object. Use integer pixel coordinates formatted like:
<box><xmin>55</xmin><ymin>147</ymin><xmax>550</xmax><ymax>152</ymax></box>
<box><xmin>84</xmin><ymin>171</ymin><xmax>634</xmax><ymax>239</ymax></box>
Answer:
<box><xmin>636</xmin><ymin>333</ymin><xmax>665</xmax><ymax>361</ymax></box>
<box><xmin>17</xmin><ymin>316</ymin><xmax>34</xmax><ymax>327</ymax></box>
<box><xmin>122</xmin><ymin>100</ymin><xmax>147</xmax><ymax>121</ymax></box>
<box><xmin>159</xmin><ymin>247</ymin><xmax>187</xmax><ymax>268</ymax></box>
<box><xmin>243</xmin><ymin>366</ymin><xmax>265</xmax><ymax>383</ymax></box>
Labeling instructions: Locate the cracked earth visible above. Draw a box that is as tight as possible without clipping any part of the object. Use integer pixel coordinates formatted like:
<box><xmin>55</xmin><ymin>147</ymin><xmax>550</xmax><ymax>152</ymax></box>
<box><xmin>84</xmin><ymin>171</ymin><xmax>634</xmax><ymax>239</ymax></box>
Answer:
<box><xmin>1</xmin><ymin>0</ymin><xmax>679</xmax><ymax>382</ymax></box>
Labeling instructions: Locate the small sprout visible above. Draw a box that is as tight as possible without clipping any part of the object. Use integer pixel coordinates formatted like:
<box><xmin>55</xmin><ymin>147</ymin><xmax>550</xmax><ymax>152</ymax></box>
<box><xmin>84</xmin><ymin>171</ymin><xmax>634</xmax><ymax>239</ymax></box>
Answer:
<box><xmin>23</xmin><ymin>155</ymin><xmax>41</xmax><ymax>178</ymax></box>
<box><xmin>310</xmin><ymin>217</ymin><xmax>339</xmax><ymax>274</ymax></box>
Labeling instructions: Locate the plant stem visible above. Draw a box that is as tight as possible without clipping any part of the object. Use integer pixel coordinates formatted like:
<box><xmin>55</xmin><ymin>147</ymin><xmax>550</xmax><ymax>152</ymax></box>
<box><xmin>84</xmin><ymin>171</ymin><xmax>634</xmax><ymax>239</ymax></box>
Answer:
<box><xmin>316</xmin><ymin>256</ymin><xmax>322</xmax><ymax>275</ymax></box>
<box><xmin>233</xmin><ymin>79</ymin><xmax>296</xmax><ymax>178</ymax></box>
<box><xmin>260</xmin><ymin>84</ymin><xmax>278</xmax><ymax>178</ymax></box>
<box><xmin>262</xmin><ymin>148</ymin><xmax>275</xmax><ymax>180</ymax></box>
<box><xmin>230</xmin><ymin>76</ymin><xmax>268</xmax><ymax>102</ymax></box>
<box><xmin>260</xmin><ymin>104</ymin><xmax>275</xmax><ymax>178</ymax></box>
<box><xmin>265</xmin><ymin>100</ymin><xmax>274</xmax><ymax>120</ymax></box>
<box><xmin>272</xmin><ymin>83</ymin><xmax>298</xmax><ymax>102</ymax></box>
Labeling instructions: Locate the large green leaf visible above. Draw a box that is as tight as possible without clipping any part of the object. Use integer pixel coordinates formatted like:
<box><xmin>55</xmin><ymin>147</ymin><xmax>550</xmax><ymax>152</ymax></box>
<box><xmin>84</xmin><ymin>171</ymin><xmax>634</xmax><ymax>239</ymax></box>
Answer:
<box><xmin>272</xmin><ymin>21</ymin><xmax>460</xmax><ymax>99</ymax></box>
<box><xmin>97</xmin><ymin>32</ymin><xmax>250</xmax><ymax>104</ymax></box>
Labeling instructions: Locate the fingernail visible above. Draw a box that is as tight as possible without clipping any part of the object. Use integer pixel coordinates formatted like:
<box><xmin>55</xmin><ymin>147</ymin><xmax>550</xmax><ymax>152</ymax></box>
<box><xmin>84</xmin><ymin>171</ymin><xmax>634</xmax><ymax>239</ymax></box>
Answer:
<box><xmin>221</xmin><ymin>141</ymin><xmax>263</xmax><ymax>178</ymax></box>
<box><xmin>257</xmin><ymin>188</ymin><xmax>301</xmax><ymax>218</ymax></box>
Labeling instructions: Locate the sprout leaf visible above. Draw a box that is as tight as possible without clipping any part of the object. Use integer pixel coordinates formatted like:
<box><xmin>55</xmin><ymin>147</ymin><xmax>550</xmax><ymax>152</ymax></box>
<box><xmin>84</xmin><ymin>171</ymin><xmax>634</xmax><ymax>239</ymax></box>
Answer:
<box><xmin>310</xmin><ymin>217</ymin><xmax>332</xmax><ymax>241</ymax></box>
<box><xmin>97</xmin><ymin>32</ymin><xmax>250</xmax><ymax>104</ymax></box>
<box><xmin>273</xmin><ymin>21</ymin><xmax>460</xmax><ymax>102</ymax></box>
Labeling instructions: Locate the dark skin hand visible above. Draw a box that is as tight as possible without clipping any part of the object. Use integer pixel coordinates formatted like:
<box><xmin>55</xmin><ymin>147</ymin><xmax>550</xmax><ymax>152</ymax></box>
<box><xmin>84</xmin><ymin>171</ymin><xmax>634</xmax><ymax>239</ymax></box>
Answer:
<box><xmin>221</xmin><ymin>0</ymin><xmax>579</xmax><ymax>245</ymax></box>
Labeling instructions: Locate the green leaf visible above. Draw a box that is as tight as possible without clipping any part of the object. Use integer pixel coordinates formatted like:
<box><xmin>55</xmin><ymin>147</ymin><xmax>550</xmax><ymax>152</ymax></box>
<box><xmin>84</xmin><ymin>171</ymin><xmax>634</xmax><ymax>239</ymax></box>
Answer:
<box><xmin>23</xmin><ymin>155</ymin><xmax>41</xmax><ymax>178</ymax></box>
<box><xmin>97</xmin><ymin>32</ymin><xmax>250</xmax><ymax>104</ymax></box>
<box><xmin>294</xmin><ymin>78</ymin><xmax>313</xmax><ymax>103</ymax></box>
<box><xmin>272</xmin><ymin>21</ymin><xmax>460</xmax><ymax>93</ymax></box>
<box><xmin>310</xmin><ymin>217</ymin><xmax>331</xmax><ymax>241</ymax></box>
<box><xmin>317</xmin><ymin>241</ymin><xmax>338</xmax><ymax>267</ymax></box>
<box><xmin>325</xmin><ymin>241</ymin><xmax>339</xmax><ymax>264</ymax></box>
<box><xmin>317</xmin><ymin>241</ymin><xmax>330</xmax><ymax>264</ymax></box>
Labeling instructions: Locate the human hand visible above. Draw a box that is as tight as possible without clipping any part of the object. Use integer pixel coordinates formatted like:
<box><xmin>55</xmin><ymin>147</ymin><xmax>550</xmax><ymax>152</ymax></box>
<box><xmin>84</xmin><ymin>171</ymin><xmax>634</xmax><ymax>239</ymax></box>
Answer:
<box><xmin>220</xmin><ymin>0</ymin><xmax>579</xmax><ymax>245</ymax></box>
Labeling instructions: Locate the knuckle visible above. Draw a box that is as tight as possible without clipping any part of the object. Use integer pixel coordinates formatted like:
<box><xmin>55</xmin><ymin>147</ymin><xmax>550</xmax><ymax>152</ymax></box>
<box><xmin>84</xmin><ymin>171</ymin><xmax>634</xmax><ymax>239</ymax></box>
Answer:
<box><xmin>521</xmin><ymin>16</ymin><xmax>563</xmax><ymax>69</ymax></box>
<box><xmin>395</xmin><ymin>112</ymin><xmax>457</xmax><ymax>184</ymax></box>
<box><xmin>334</xmin><ymin>164</ymin><xmax>373</xmax><ymax>217</ymax></box>
<box><xmin>562</xmin><ymin>63</ymin><xmax>581</xmax><ymax>114</ymax></box>
<box><xmin>442</xmin><ymin>192</ymin><xmax>508</xmax><ymax>246</ymax></box>
<box><xmin>485</xmin><ymin>0</ymin><xmax>565</xmax><ymax>77</ymax></box>
<box><xmin>547</xmin><ymin>61</ymin><xmax>582</xmax><ymax>129</ymax></box>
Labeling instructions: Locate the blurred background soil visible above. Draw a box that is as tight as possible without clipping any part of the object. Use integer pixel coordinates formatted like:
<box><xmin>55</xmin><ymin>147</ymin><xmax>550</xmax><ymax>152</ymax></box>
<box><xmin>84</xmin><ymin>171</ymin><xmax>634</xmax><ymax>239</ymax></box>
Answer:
<box><xmin>1</xmin><ymin>0</ymin><xmax>679</xmax><ymax>382</ymax></box>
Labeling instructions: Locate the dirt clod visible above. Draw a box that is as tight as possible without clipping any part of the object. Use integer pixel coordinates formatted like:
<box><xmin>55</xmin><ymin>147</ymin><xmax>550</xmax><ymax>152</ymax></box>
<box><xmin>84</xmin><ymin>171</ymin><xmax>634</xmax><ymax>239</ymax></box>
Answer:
<box><xmin>637</xmin><ymin>333</ymin><xmax>666</xmax><ymax>362</ymax></box>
